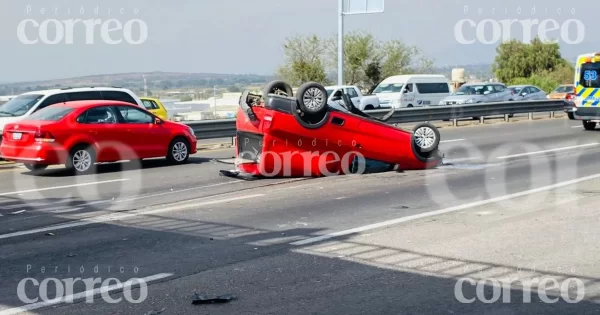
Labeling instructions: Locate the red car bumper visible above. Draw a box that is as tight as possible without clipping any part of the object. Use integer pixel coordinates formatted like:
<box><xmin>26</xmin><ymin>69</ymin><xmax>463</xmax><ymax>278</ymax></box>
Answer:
<box><xmin>0</xmin><ymin>142</ymin><xmax>67</xmax><ymax>165</ymax></box>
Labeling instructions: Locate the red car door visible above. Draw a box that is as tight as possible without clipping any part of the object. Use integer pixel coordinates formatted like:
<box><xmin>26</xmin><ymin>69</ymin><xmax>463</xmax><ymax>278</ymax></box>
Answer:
<box><xmin>318</xmin><ymin>111</ymin><xmax>364</xmax><ymax>157</ymax></box>
<box><xmin>321</xmin><ymin>109</ymin><xmax>412</xmax><ymax>165</ymax></box>
<box><xmin>76</xmin><ymin>106</ymin><xmax>127</xmax><ymax>162</ymax></box>
<box><xmin>115</xmin><ymin>105</ymin><xmax>171</xmax><ymax>158</ymax></box>
<box><xmin>355</xmin><ymin>118</ymin><xmax>412</xmax><ymax>164</ymax></box>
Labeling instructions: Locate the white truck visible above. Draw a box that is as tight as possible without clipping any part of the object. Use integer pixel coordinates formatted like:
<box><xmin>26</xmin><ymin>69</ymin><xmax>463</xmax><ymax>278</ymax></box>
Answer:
<box><xmin>325</xmin><ymin>85</ymin><xmax>381</xmax><ymax>111</ymax></box>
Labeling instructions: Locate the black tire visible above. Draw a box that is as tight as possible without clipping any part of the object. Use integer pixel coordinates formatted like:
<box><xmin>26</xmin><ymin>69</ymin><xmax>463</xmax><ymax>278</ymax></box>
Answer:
<box><xmin>167</xmin><ymin>137</ymin><xmax>190</xmax><ymax>164</ymax></box>
<box><xmin>583</xmin><ymin>120</ymin><xmax>596</xmax><ymax>130</ymax></box>
<box><xmin>263</xmin><ymin>80</ymin><xmax>293</xmax><ymax>97</ymax></box>
<box><xmin>66</xmin><ymin>145</ymin><xmax>96</xmax><ymax>175</ymax></box>
<box><xmin>24</xmin><ymin>164</ymin><xmax>48</xmax><ymax>173</ymax></box>
<box><xmin>508</xmin><ymin>114</ymin><xmax>514</xmax><ymax>118</ymax></box>
<box><xmin>412</xmin><ymin>123</ymin><xmax>440</xmax><ymax>153</ymax></box>
<box><xmin>296</xmin><ymin>82</ymin><xmax>328</xmax><ymax>115</ymax></box>
<box><xmin>364</xmin><ymin>105</ymin><xmax>374</xmax><ymax>110</ymax></box>
<box><xmin>568</xmin><ymin>112</ymin><xmax>574</xmax><ymax>120</ymax></box>
<box><xmin>407</xmin><ymin>104</ymin><xmax>413</xmax><ymax>108</ymax></box>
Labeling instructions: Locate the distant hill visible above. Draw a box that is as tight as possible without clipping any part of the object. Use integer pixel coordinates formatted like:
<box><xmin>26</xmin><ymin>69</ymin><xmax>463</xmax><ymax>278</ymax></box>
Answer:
<box><xmin>0</xmin><ymin>65</ymin><xmax>504</xmax><ymax>96</ymax></box>
<box><xmin>0</xmin><ymin>71</ymin><xmax>275</xmax><ymax>96</ymax></box>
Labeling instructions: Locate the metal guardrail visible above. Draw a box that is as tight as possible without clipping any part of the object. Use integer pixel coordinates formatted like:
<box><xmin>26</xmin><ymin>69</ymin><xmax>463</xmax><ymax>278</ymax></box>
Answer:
<box><xmin>185</xmin><ymin>100</ymin><xmax>569</xmax><ymax>139</ymax></box>
<box><xmin>186</xmin><ymin>119</ymin><xmax>236</xmax><ymax>140</ymax></box>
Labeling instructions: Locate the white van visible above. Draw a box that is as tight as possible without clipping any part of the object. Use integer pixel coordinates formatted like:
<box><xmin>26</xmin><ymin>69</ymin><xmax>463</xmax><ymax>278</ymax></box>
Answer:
<box><xmin>372</xmin><ymin>75</ymin><xmax>450</xmax><ymax>108</ymax></box>
<box><xmin>0</xmin><ymin>87</ymin><xmax>143</xmax><ymax>139</ymax></box>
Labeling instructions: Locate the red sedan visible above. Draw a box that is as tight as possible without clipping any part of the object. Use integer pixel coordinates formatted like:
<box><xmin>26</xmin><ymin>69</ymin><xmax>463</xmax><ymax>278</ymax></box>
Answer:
<box><xmin>227</xmin><ymin>81</ymin><xmax>442</xmax><ymax>178</ymax></box>
<box><xmin>0</xmin><ymin>100</ymin><xmax>197</xmax><ymax>175</ymax></box>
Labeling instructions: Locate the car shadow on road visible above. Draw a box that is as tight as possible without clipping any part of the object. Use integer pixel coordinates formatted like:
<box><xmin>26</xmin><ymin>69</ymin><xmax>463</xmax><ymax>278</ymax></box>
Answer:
<box><xmin>19</xmin><ymin>156</ymin><xmax>212</xmax><ymax>177</ymax></box>
<box><xmin>3</xmin><ymin>205</ymin><xmax>600</xmax><ymax>315</ymax></box>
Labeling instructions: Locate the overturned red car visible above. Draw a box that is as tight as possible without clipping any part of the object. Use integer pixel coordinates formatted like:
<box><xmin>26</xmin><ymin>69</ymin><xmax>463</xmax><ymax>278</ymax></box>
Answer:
<box><xmin>223</xmin><ymin>81</ymin><xmax>442</xmax><ymax>178</ymax></box>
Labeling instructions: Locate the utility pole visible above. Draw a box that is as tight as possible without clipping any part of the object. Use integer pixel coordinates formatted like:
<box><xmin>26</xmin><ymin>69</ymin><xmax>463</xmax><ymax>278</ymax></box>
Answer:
<box><xmin>338</xmin><ymin>0</ymin><xmax>385</xmax><ymax>86</ymax></box>
<box><xmin>337</xmin><ymin>0</ymin><xmax>344</xmax><ymax>86</ymax></box>
<box><xmin>213</xmin><ymin>86</ymin><xmax>217</xmax><ymax>116</ymax></box>
<box><xmin>143</xmin><ymin>75</ymin><xmax>148</xmax><ymax>97</ymax></box>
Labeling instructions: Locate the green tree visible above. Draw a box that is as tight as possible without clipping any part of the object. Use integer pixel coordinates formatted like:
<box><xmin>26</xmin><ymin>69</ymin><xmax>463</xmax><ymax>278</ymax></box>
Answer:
<box><xmin>493</xmin><ymin>38</ymin><xmax>567</xmax><ymax>83</ymax></box>
<box><xmin>328</xmin><ymin>31</ymin><xmax>380</xmax><ymax>86</ymax></box>
<box><xmin>276</xmin><ymin>35</ymin><xmax>328</xmax><ymax>86</ymax></box>
<box><xmin>542</xmin><ymin>62</ymin><xmax>575</xmax><ymax>85</ymax></box>
<box><xmin>494</xmin><ymin>38</ymin><xmax>575</xmax><ymax>92</ymax></box>
<box><xmin>365</xmin><ymin>61</ymin><xmax>382</xmax><ymax>93</ymax></box>
<box><xmin>329</xmin><ymin>32</ymin><xmax>434</xmax><ymax>90</ymax></box>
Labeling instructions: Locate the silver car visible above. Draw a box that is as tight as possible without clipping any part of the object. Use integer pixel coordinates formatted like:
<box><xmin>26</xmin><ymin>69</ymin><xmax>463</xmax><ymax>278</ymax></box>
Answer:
<box><xmin>508</xmin><ymin>85</ymin><xmax>547</xmax><ymax>101</ymax></box>
<box><xmin>438</xmin><ymin>82</ymin><xmax>514</xmax><ymax>105</ymax></box>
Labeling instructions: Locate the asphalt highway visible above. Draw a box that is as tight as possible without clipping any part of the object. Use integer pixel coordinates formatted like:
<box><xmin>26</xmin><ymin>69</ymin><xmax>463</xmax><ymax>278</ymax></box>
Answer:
<box><xmin>2</xmin><ymin>116</ymin><xmax>600</xmax><ymax>314</ymax></box>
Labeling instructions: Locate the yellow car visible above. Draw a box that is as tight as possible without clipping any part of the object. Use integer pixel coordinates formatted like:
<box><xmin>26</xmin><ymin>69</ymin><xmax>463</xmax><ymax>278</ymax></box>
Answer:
<box><xmin>140</xmin><ymin>97</ymin><xmax>169</xmax><ymax>120</ymax></box>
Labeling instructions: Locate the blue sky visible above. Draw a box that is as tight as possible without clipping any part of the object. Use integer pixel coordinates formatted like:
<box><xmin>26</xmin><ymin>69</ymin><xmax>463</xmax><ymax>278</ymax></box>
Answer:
<box><xmin>0</xmin><ymin>0</ymin><xmax>597</xmax><ymax>82</ymax></box>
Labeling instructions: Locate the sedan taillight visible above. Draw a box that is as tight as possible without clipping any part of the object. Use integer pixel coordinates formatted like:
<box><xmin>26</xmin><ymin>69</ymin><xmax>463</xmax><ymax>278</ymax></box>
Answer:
<box><xmin>35</xmin><ymin>130</ymin><xmax>55</xmax><ymax>143</ymax></box>
<box><xmin>263</xmin><ymin>115</ymin><xmax>273</xmax><ymax>130</ymax></box>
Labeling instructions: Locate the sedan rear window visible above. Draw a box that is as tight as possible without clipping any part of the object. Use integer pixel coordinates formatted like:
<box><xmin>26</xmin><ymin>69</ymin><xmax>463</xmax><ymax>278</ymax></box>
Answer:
<box><xmin>509</xmin><ymin>87</ymin><xmax>523</xmax><ymax>94</ymax></box>
<box><xmin>25</xmin><ymin>106</ymin><xmax>74</xmax><ymax>121</ymax></box>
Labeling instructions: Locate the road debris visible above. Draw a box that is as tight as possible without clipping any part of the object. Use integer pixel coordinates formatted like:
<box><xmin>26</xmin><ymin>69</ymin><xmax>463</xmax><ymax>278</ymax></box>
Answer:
<box><xmin>66</xmin><ymin>253</ymin><xmax>77</xmax><ymax>258</ymax></box>
<box><xmin>144</xmin><ymin>308</ymin><xmax>166</xmax><ymax>315</ymax></box>
<box><xmin>191</xmin><ymin>292</ymin><xmax>236</xmax><ymax>305</ymax></box>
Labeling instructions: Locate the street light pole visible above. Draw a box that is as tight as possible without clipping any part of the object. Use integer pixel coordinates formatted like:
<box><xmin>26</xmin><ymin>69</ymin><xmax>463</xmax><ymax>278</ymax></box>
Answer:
<box><xmin>337</xmin><ymin>0</ymin><xmax>344</xmax><ymax>86</ymax></box>
<box><xmin>338</xmin><ymin>0</ymin><xmax>385</xmax><ymax>86</ymax></box>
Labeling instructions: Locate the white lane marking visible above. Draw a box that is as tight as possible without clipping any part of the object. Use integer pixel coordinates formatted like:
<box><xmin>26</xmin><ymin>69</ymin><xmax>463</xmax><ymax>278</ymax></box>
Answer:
<box><xmin>0</xmin><ymin>179</ymin><xmax>129</xmax><ymax>197</ymax></box>
<box><xmin>0</xmin><ymin>180</ymin><xmax>243</xmax><ymax>218</ymax></box>
<box><xmin>0</xmin><ymin>273</ymin><xmax>173</xmax><ymax>315</ymax></box>
<box><xmin>440</xmin><ymin>139</ymin><xmax>465</xmax><ymax>143</ymax></box>
<box><xmin>442</xmin><ymin>157</ymin><xmax>483</xmax><ymax>163</ymax></box>
<box><xmin>0</xmin><ymin>194</ymin><xmax>264</xmax><ymax>240</ymax></box>
<box><xmin>113</xmin><ymin>180</ymin><xmax>244</xmax><ymax>204</ymax></box>
<box><xmin>496</xmin><ymin>143</ymin><xmax>599</xmax><ymax>159</ymax></box>
<box><xmin>291</xmin><ymin>173</ymin><xmax>600</xmax><ymax>246</ymax></box>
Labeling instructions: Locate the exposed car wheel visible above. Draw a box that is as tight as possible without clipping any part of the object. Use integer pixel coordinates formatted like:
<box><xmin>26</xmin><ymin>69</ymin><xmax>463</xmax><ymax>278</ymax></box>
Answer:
<box><xmin>583</xmin><ymin>120</ymin><xmax>596</xmax><ymax>130</ymax></box>
<box><xmin>296</xmin><ymin>82</ymin><xmax>328</xmax><ymax>115</ymax></box>
<box><xmin>24</xmin><ymin>164</ymin><xmax>48</xmax><ymax>173</ymax></box>
<box><xmin>263</xmin><ymin>80</ymin><xmax>293</xmax><ymax>97</ymax></box>
<box><xmin>508</xmin><ymin>114</ymin><xmax>514</xmax><ymax>118</ymax></box>
<box><xmin>412</xmin><ymin>123</ymin><xmax>440</xmax><ymax>153</ymax></box>
<box><xmin>567</xmin><ymin>112</ymin><xmax>574</xmax><ymax>120</ymax></box>
<box><xmin>407</xmin><ymin>104</ymin><xmax>413</xmax><ymax>108</ymax></box>
<box><xmin>66</xmin><ymin>145</ymin><xmax>96</xmax><ymax>175</ymax></box>
<box><xmin>167</xmin><ymin>137</ymin><xmax>190</xmax><ymax>164</ymax></box>
<box><xmin>364</xmin><ymin>105</ymin><xmax>374</xmax><ymax>110</ymax></box>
